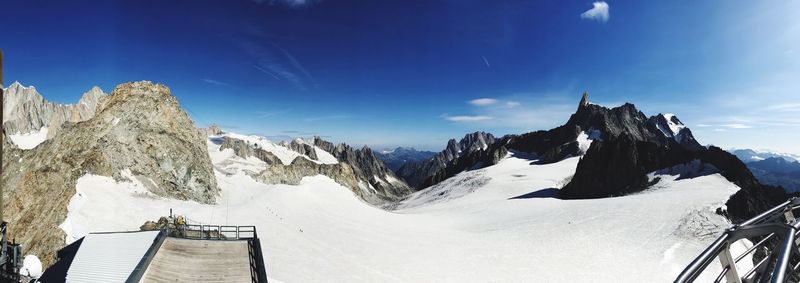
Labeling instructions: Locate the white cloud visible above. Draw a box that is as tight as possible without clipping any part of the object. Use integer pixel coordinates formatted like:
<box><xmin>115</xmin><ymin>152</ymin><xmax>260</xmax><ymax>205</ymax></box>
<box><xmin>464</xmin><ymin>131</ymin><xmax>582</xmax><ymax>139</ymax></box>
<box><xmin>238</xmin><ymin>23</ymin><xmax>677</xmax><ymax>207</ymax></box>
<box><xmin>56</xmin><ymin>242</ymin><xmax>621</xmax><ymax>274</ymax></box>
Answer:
<box><xmin>203</xmin><ymin>79</ymin><xmax>228</xmax><ymax>86</ymax></box>
<box><xmin>694</xmin><ymin>123</ymin><xmax>752</xmax><ymax>129</ymax></box>
<box><xmin>506</xmin><ymin>101</ymin><xmax>521</xmax><ymax>108</ymax></box>
<box><xmin>443</xmin><ymin>115</ymin><xmax>493</xmax><ymax>122</ymax></box>
<box><xmin>581</xmin><ymin>1</ymin><xmax>610</xmax><ymax>23</ymax></box>
<box><xmin>765</xmin><ymin>103</ymin><xmax>800</xmax><ymax>112</ymax></box>
<box><xmin>469</xmin><ymin>98</ymin><xmax>499</xmax><ymax>106</ymax></box>
<box><xmin>721</xmin><ymin>123</ymin><xmax>753</xmax><ymax>129</ymax></box>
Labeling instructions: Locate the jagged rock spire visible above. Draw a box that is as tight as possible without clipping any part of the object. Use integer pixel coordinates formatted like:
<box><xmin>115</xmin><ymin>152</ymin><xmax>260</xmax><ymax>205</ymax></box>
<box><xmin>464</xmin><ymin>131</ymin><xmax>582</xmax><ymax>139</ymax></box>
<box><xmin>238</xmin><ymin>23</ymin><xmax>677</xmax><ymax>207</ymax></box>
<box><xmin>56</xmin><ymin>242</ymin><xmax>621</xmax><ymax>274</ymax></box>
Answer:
<box><xmin>578</xmin><ymin>91</ymin><xmax>589</xmax><ymax>109</ymax></box>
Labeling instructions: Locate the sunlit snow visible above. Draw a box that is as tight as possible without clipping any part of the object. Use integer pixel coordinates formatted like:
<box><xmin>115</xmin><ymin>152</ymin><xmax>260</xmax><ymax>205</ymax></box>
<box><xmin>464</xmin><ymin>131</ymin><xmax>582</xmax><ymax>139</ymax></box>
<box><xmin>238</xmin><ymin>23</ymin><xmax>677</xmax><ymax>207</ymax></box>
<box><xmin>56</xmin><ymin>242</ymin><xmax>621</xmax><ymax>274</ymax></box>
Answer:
<box><xmin>8</xmin><ymin>127</ymin><xmax>48</xmax><ymax>150</ymax></box>
<box><xmin>58</xmin><ymin>137</ymin><xmax>742</xmax><ymax>282</ymax></box>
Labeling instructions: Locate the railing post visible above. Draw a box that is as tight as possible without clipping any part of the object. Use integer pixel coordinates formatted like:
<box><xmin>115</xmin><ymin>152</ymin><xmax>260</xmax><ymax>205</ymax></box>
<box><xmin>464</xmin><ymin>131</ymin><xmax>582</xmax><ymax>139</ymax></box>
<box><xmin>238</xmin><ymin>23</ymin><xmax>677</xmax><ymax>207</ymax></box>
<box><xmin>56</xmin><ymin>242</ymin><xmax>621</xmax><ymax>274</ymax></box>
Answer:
<box><xmin>718</xmin><ymin>243</ymin><xmax>743</xmax><ymax>283</ymax></box>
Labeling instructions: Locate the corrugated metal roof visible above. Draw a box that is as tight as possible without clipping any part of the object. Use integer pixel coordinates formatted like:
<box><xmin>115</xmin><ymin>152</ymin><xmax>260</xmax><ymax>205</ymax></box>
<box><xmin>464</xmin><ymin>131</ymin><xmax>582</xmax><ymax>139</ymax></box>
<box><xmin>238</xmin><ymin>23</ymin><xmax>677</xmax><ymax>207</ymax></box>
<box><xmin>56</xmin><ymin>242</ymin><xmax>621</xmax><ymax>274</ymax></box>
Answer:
<box><xmin>65</xmin><ymin>230</ymin><xmax>160</xmax><ymax>283</ymax></box>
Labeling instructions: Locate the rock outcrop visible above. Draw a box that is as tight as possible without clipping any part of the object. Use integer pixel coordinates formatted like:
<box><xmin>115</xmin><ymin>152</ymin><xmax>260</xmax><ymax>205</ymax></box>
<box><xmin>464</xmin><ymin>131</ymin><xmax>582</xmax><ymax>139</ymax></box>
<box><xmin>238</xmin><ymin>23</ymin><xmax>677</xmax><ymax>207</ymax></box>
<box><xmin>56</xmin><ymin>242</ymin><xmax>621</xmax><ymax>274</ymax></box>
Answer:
<box><xmin>2</xmin><ymin>81</ymin><xmax>219</xmax><ymax>266</ymax></box>
<box><xmin>286</xmin><ymin>138</ymin><xmax>318</xmax><ymax>161</ymax></box>
<box><xmin>220</xmin><ymin>135</ymin><xmax>413</xmax><ymax>205</ymax></box>
<box><xmin>2</xmin><ymin>82</ymin><xmax>106</xmax><ymax>139</ymax></box>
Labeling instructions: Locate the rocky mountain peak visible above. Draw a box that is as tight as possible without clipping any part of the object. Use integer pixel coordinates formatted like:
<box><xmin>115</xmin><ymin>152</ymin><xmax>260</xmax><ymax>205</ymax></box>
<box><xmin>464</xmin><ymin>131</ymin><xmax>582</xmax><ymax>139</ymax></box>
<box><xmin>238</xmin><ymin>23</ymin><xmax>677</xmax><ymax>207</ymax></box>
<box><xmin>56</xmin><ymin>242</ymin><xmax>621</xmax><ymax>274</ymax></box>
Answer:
<box><xmin>578</xmin><ymin>91</ymin><xmax>589</xmax><ymax>109</ymax></box>
<box><xmin>3</xmin><ymin>81</ymin><xmax>218</xmax><ymax>266</ymax></box>
<box><xmin>204</xmin><ymin>124</ymin><xmax>223</xmax><ymax>135</ymax></box>
<box><xmin>3</xmin><ymin>82</ymin><xmax>107</xmax><ymax>140</ymax></box>
<box><xmin>397</xmin><ymin>131</ymin><xmax>497</xmax><ymax>189</ymax></box>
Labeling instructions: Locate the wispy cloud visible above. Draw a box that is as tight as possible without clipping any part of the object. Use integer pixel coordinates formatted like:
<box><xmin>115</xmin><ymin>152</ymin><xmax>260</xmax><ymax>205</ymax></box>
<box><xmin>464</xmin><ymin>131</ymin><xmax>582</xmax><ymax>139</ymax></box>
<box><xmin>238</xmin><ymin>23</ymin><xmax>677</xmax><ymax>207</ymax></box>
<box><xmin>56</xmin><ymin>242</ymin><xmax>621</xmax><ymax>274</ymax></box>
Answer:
<box><xmin>203</xmin><ymin>79</ymin><xmax>229</xmax><ymax>86</ymax></box>
<box><xmin>581</xmin><ymin>1</ymin><xmax>610</xmax><ymax>23</ymax></box>
<box><xmin>721</xmin><ymin>123</ymin><xmax>753</xmax><ymax>129</ymax></box>
<box><xmin>442</xmin><ymin>114</ymin><xmax>493</xmax><ymax>122</ymax></box>
<box><xmin>506</xmin><ymin>101</ymin><xmax>521</xmax><ymax>108</ymax></box>
<box><xmin>481</xmin><ymin>56</ymin><xmax>491</xmax><ymax>68</ymax></box>
<box><xmin>226</xmin><ymin>32</ymin><xmax>315</xmax><ymax>91</ymax></box>
<box><xmin>305</xmin><ymin>115</ymin><xmax>351</xmax><ymax>122</ymax></box>
<box><xmin>254</xmin><ymin>109</ymin><xmax>291</xmax><ymax>118</ymax></box>
<box><xmin>253</xmin><ymin>0</ymin><xmax>322</xmax><ymax>8</ymax></box>
<box><xmin>469</xmin><ymin>98</ymin><xmax>499</xmax><ymax>106</ymax></box>
<box><xmin>694</xmin><ymin>123</ymin><xmax>753</xmax><ymax>129</ymax></box>
<box><xmin>765</xmin><ymin>103</ymin><xmax>800</xmax><ymax>112</ymax></box>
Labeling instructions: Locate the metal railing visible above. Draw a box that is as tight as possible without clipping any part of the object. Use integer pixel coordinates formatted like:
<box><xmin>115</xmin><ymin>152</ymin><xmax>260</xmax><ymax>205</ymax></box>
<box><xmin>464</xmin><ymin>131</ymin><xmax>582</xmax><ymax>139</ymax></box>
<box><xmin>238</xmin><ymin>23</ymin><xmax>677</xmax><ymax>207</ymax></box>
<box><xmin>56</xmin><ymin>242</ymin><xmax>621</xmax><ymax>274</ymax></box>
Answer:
<box><xmin>179</xmin><ymin>224</ymin><xmax>258</xmax><ymax>240</ymax></box>
<box><xmin>676</xmin><ymin>198</ymin><xmax>800</xmax><ymax>283</ymax></box>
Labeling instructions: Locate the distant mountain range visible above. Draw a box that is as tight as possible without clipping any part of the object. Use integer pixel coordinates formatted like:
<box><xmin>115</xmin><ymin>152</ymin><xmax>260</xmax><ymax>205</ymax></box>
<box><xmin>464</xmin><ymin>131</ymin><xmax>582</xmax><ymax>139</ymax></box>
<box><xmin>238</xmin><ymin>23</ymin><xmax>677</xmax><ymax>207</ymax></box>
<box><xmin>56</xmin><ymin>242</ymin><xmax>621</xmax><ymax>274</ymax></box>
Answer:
<box><xmin>730</xmin><ymin>149</ymin><xmax>799</xmax><ymax>163</ymax></box>
<box><xmin>729</xmin><ymin>150</ymin><xmax>800</xmax><ymax>192</ymax></box>
<box><xmin>374</xmin><ymin>147</ymin><xmax>436</xmax><ymax>172</ymax></box>
<box><xmin>3</xmin><ymin>81</ymin><xmax>793</xmax><ymax>271</ymax></box>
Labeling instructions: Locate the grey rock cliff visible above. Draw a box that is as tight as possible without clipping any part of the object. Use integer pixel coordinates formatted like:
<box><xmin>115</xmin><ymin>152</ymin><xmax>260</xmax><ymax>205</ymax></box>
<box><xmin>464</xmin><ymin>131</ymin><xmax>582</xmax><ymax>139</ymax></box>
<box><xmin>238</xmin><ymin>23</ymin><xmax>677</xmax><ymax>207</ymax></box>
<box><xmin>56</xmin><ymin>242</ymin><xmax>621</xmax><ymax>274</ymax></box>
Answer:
<box><xmin>2</xmin><ymin>82</ymin><xmax>106</xmax><ymax>139</ymax></box>
<box><xmin>2</xmin><ymin>81</ymin><xmax>219</xmax><ymax>267</ymax></box>
<box><xmin>220</xmin><ymin>135</ymin><xmax>413</xmax><ymax>205</ymax></box>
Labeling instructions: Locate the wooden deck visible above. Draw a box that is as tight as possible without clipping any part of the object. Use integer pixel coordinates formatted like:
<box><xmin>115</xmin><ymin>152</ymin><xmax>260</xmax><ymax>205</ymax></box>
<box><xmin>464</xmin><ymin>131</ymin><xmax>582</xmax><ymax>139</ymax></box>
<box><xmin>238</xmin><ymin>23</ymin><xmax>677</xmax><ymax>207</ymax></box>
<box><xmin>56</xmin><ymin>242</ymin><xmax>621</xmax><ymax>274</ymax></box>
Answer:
<box><xmin>140</xmin><ymin>237</ymin><xmax>253</xmax><ymax>283</ymax></box>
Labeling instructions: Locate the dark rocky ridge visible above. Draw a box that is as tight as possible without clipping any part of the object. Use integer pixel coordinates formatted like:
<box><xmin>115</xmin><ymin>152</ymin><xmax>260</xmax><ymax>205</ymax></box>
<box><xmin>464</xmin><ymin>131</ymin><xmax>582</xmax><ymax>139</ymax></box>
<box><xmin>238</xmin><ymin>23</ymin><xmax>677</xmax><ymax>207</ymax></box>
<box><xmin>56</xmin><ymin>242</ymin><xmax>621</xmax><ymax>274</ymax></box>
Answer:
<box><xmin>555</xmin><ymin>96</ymin><xmax>789</xmax><ymax>223</ymax></box>
<box><xmin>397</xmin><ymin>132</ymin><xmax>496</xmax><ymax>189</ymax></box>
<box><xmin>396</xmin><ymin>92</ymin><xmax>789</xmax><ymax>223</ymax></box>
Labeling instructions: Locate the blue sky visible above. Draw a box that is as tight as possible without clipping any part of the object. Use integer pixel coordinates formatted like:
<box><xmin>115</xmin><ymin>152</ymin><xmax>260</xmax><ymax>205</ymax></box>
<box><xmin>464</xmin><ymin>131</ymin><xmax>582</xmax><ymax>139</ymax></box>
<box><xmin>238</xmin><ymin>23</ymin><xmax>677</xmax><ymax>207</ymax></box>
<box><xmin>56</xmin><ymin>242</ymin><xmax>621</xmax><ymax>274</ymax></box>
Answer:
<box><xmin>2</xmin><ymin>0</ymin><xmax>799</xmax><ymax>153</ymax></box>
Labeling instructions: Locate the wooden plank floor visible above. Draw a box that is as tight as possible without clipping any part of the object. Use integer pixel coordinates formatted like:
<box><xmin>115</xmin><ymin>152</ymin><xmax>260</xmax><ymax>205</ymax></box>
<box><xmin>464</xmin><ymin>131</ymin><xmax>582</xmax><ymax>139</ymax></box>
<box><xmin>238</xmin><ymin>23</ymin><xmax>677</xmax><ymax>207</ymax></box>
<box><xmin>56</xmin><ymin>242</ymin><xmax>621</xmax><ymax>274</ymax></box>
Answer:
<box><xmin>141</xmin><ymin>238</ymin><xmax>252</xmax><ymax>283</ymax></box>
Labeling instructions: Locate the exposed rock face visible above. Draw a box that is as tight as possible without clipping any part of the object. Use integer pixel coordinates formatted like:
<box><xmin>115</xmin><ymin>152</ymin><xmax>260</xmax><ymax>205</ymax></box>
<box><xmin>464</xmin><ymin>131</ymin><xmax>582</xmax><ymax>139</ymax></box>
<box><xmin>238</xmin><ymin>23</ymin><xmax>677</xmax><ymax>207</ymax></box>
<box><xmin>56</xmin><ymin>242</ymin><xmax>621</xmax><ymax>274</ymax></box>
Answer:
<box><xmin>557</xmin><ymin>96</ymin><xmax>790</xmax><ymax>222</ymax></box>
<box><xmin>204</xmin><ymin>124</ymin><xmax>223</xmax><ymax>136</ymax></box>
<box><xmin>560</xmin><ymin>134</ymin><xmax>696</xmax><ymax>199</ymax></box>
<box><xmin>221</xmin><ymin>135</ymin><xmax>413</xmax><ymax>205</ymax></box>
<box><xmin>397</xmin><ymin>132</ymin><xmax>495</xmax><ymax>189</ymax></box>
<box><xmin>219</xmin><ymin>136</ymin><xmax>282</xmax><ymax>164</ymax></box>
<box><xmin>2</xmin><ymin>81</ymin><xmax>219</xmax><ymax>266</ymax></box>
<box><xmin>2</xmin><ymin>82</ymin><xmax>106</xmax><ymax>139</ymax></box>
<box><xmin>648</xmin><ymin>114</ymin><xmax>703</xmax><ymax>151</ymax></box>
<box><xmin>287</xmin><ymin>138</ymin><xmax>318</xmax><ymax>160</ymax></box>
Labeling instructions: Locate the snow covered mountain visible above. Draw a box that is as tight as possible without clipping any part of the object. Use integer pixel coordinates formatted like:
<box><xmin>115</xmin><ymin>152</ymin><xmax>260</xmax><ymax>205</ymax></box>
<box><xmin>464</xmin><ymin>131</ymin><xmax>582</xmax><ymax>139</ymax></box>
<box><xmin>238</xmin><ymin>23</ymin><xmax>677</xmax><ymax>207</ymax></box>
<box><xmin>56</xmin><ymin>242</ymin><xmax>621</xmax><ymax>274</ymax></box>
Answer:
<box><xmin>5</xmin><ymin>83</ymin><xmax>791</xmax><ymax>281</ymax></box>
<box><xmin>213</xmin><ymin>133</ymin><xmax>413</xmax><ymax>205</ymax></box>
<box><xmin>741</xmin><ymin>157</ymin><xmax>800</xmax><ymax>193</ymax></box>
<box><xmin>648</xmin><ymin>113</ymin><xmax>703</xmax><ymax>150</ymax></box>
<box><xmin>727</xmin><ymin>149</ymin><xmax>800</xmax><ymax>192</ymax></box>
<box><xmin>730</xmin><ymin>148</ymin><xmax>800</xmax><ymax>163</ymax></box>
<box><xmin>59</xmin><ymin>133</ymin><xmax>747</xmax><ymax>282</ymax></box>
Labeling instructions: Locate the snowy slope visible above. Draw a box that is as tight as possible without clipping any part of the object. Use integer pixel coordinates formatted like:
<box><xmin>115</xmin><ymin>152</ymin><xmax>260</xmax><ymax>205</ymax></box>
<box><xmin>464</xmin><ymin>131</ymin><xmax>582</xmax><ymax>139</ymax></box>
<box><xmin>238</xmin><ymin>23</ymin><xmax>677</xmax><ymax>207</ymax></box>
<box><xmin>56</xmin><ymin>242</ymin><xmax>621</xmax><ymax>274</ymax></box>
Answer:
<box><xmin>8</xmin><ymin>127</ymin><xmax>48</xmax><ymax>149</ymax></box>
<box><xmin>214</xmin><ymin>133</ymin><xmax>338</xmax><ymax>165</ymax></box>
<box><xmin>59</xmin><ymin>141</ymin><xmax>741</xmax><ymax>282</ymax></box>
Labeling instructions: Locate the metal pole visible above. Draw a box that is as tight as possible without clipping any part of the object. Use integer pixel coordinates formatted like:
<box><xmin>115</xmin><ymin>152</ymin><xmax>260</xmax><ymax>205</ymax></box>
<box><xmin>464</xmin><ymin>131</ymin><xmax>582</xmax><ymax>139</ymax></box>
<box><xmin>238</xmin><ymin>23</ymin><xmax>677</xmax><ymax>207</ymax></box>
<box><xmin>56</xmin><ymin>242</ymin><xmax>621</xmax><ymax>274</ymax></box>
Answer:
<box><xmin>1</xmin><ymin>48</ymin><xmax>4</xmax><ymax>223</ymax></box>
<box><xmin>771</xmin><ymin>227</ymin><xmax>797</xmax><ymax>283</ymax></box>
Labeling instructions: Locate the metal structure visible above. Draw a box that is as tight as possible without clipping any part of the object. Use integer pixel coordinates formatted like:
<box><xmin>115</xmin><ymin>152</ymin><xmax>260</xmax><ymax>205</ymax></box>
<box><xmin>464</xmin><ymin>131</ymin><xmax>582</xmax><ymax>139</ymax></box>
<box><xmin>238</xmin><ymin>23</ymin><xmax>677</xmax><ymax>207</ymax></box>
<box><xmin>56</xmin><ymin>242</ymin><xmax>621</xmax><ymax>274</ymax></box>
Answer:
<box><xmin>181</xmin><ymin>224</ymin><xmax>258</xmax><ymax>240</ymax></box>
<box><xmin>0</xmin><ymin>48</ymin><xmax>23</xmax><ymax>283</ymax></box>
<box><xmin>676</xmin><ymin>198</ymin><xmax>800</xmax><ymax>283</ymax></box>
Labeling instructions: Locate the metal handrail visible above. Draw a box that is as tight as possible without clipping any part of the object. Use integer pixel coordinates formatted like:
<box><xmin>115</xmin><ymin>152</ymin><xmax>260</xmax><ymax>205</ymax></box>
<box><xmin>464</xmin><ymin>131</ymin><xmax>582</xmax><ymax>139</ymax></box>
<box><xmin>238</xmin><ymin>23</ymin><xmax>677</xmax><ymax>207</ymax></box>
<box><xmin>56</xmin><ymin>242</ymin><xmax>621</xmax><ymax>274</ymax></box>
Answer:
<box><xmin>675</xmin><ymin>197</ymin><xmax>800</xmax><ymax>283</ymax></box>
<box><xmin>175</xmin><ymin>224</ymin><xmax>258</xmax><ymax>240</ymax></box>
